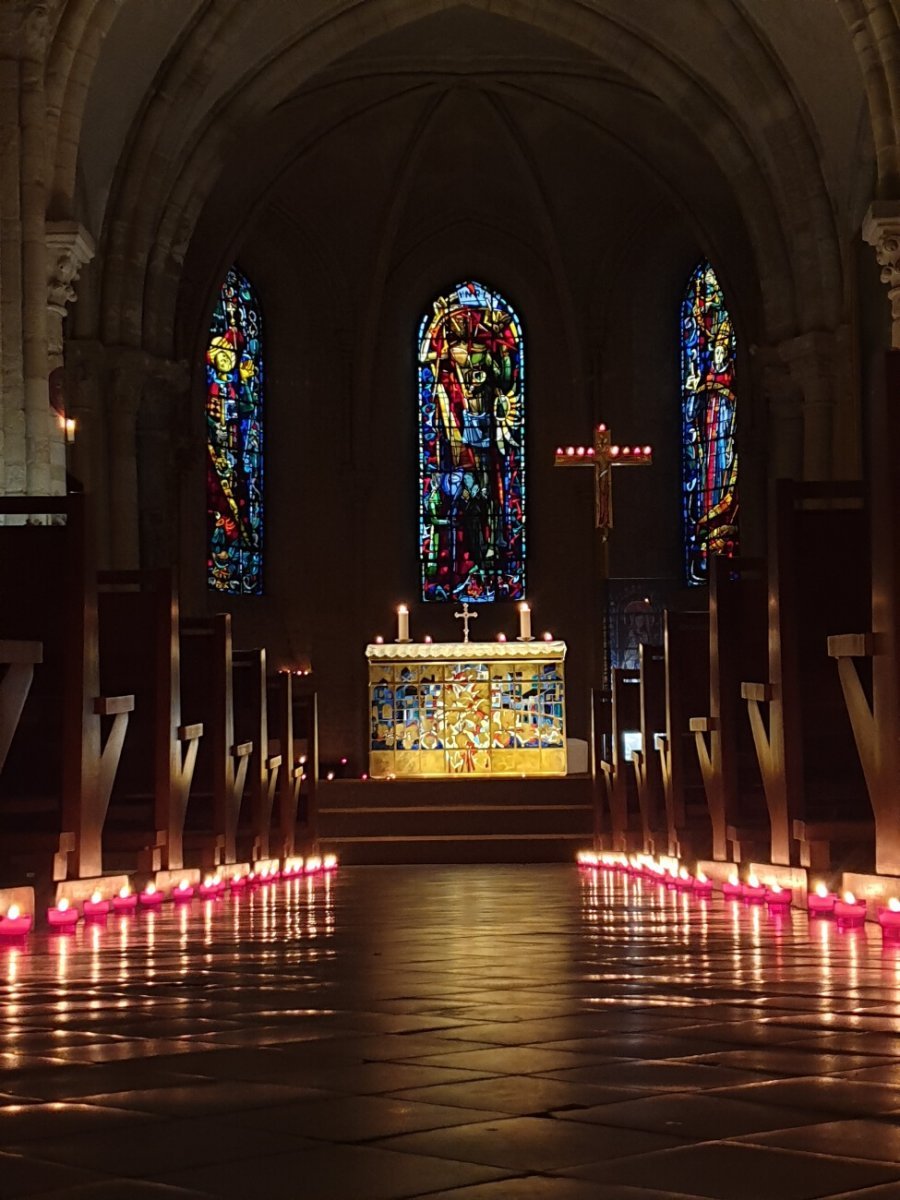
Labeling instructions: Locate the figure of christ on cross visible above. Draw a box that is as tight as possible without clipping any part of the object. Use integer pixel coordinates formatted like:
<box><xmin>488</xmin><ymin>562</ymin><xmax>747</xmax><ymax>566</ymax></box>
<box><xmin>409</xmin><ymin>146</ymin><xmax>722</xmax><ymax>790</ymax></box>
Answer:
<box><xmin>454</xmin><ymin>602</ymin><xmax>478</xmax><ymax>643</ymax></box>
<box><xmin>553</xmin><ymin>424</ymin><xmax>652</xmax><ymax>540</ymax></box>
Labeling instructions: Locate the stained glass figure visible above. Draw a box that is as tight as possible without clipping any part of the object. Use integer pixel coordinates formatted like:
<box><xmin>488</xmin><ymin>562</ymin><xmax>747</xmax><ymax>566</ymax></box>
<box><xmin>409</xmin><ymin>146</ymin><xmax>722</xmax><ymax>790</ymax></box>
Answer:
<box><xmin>681</xmin><ymin>261</ymin><xmax>738</xmax><ymax>585</ymax></box>
<box><xmin>206</xmin><ymin>266</ymin><xmax>264</xmax><ymax>594</ymax></box>
<box><xmin>418</xmin><ymin>281</ymin><xmax>525</xmax><ymax>603</ymax></box>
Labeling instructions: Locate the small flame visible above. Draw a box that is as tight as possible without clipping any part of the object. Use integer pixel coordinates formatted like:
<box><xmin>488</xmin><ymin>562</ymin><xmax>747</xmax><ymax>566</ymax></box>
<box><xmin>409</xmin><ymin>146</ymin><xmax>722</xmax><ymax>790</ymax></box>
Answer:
<box><xmin>843</xmin><ymin>891</ymin><xmax>856</xmax><ymax>905</ymax></box>
<box><xmin>696</xmin><ymin>871</ymin><xmax>707</xmax><ymax>884</ymax></box>
<box><xmin>118</xmin><ymin>885</ymin><xmax>131</xmax><ymax>899</ymax></box>
<box><xmin>889</xmin><ymin>898</ymin><xmax>900</xmax><ymax>913</ymax></box>
<box><xmin>6</xmin><ymin>905</ymin><xmax>20</xmax><ymax>921</ymax></box>
<box><xmin>178</xmin><ymin>880</ymin><xmax>189</xmax><ymax>891</ymax></box>
<box><xmin>679</xmin><ymin>867</ymin><xmax>690</xmax><ymax>880</ymax></box>
<box><xmin>728</xmin><ymin>872</ymin><xmax>739</xmax><ymax>886</ymax></box>
<box><xmin>144</xmin><ymin>883</ymin><xmax>156</xmax><ymax>896</ymax></box>
<box><xmin>815</xmin><ymin>882</ymin><xmax>829</xmax><ymax>898</ymax></box>
<box><xmin>57</xmin><ymin>898</ymin><xmax>69</xmax><ymax>912</ymax></box>
<box><xmin>90</xmin><ymin>890</ymin><xmax>102</xmax><ymax>904</ymax></box>
<box><xmin>747</xmin><ymin>874</ymin><xmax>760</xmax><ymax>888</ymax></box>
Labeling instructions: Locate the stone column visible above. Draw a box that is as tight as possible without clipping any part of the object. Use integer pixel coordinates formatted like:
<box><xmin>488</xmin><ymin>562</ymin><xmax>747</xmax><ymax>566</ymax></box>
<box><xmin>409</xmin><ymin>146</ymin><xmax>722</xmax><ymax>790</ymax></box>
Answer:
<box><xmin>65</xmin><ymin>339</ymin><xmax>111</xmax><ymax>561</ymax></box>
<box><xmin>47</xmin><ymin>222</ymin><xmax>94</xmax><ymax>495</ymax></box>
<box><xmin>757</xmin><ymin>348</ymin><xmax>803</xmax><ymax>481</ymax></box>
<box><xmin>138</xmin><ymin>357</ymin><xmax>190</xmax><ymax>569</ymax></box>
<box><xmin>864</xmin><ymin>202</ymin><xmax>900</xmax><ymax>349</ymax></box>
<box><xmin>107</xmin><ymin>349</ymin><xmax>147</xmax><ymax>569</ymax></box>
<box><xmin>779</xmin><ymin>329</ymin><xmax>846</xmax><ymax>481</ymax></box>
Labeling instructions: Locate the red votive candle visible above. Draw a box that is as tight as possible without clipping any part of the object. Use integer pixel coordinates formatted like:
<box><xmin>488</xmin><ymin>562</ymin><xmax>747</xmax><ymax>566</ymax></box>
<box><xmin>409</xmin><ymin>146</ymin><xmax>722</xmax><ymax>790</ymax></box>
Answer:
<box><xmin>323</xmin><ymin>853</ymin><xmax>338</xmax><ymax>872</ymax></box>
<box><xmin>83</xmin><ymin>890</ymin><xmax>110</xmax><ymax>920</ymax></box>
<box><xmin>765</xmin><ymin>884</ymin><xmax>793</xmax><ymax>908</ymax></box>
<box><xmin>0</xmin><ymin>905</ymin><xmax>32</xmax><ymax>939</ymax></box>
<box><xmin>877</xmin><ymin>898</ymin><xmax>900</xmax><ymax>936</ymax></box>
<box><xmin>722</xmin><ymin>873</ymin><xmax>743</xmax><ymax>898</ymax></box>
<box><xmin>198</xmin><ymin>875</ymin><xmax>222</xmax><ymax>899</ymax></box>
<box><xmin>674</xmin><ymin>869</ymin><xmax>695</xmax><ymax>893</ymax></box>
<box><xmin>47</xmin><ymin>897</ymin><xmax>79</xmax><ymax>929</ymax></box>
<box><xmin>692</xmin><ymin>873</ymin><xmax>713</xmax><ymax>898</ymax></box>
<box><xmin>172</xmin><ymin>880</ymin><xmax>194</xmax><ymax>903</ymax></box>
<box><xmin>834</xmin><ymin>891</ymin><xmax>867</xmax><ymax>927</ymax></box>
<box><xmin>742</xmin><ymin>875</ymin><xmax>767</xmax><ymax>902</ymax></box>
<box><xmin>808</xmin><ymin>883</ymin><xmax>837</xmax><ymax>916</ymax></box>
<box><xmin>304</xmin><ymin>856</ymin><xmax>323</xmax><ymax>874</ymax></box>
<box><xmin>139</xmin><ymin>883</ymin><xmax>164</xmax><ymax>908</ymax></box>
<box><xmin>112</xmin><ymin>885</ymin><xmax>137</xmax><ymax>913</ymax></box>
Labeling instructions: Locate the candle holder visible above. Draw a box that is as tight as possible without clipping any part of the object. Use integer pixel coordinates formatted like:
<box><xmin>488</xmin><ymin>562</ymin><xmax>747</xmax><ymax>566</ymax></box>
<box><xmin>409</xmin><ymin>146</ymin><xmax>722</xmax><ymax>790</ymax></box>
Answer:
<box><xmin>0</xmin><ymin>905</ymin><xmax>32</xmax><ymax>939</ymax></box>
<box><xmin>674</xmin><ymin>870</ymin><xmax>695</xmax><ymax>893</ymax></box>
<box><xmin>47</xmin><ymin>898</ymin><xmax>79</xmax><ymax>930</ymax></box>
<box><xmin>765</xmin><ymin>885</ymin><xmax>793</xmax><ymax>909</ymax></box>
<box><xmin>834</xmin><ymin>894</ymin><xmax>867</xmax><ymax>927</ymax></box>
<box><xmin>112</xmin><ymin>886</ymin><xmax>137</xmax><ymax>913</ymax></box>
<box><xmin>83</xmin><ymin>892</ymin><xmax>110</xmax><ymax>920</ymax></box>
<box><xmin>229</xmin><ymin>872</ymin><xmax>249</xmax><ymax>891</ymax></box>
<box><xmin>305</xmin><ymin>856</ymin><xmax>323</xmax><ymax>874</ymax></box>
<box><xmin>722</xmin><ymin>875</ymin><xmax>743</xmax><ymax>899</ymax></box>
<box><xmin>878</xmin><ymin>900</ymin><xmax>900</xmax><ymax>937</ymax></box>
<box><xmin>741</xmin><ymin>877</ymin><xmax>767</xmax><ymax>903</ymax></box>
<box><xmin>172</xmin><ymin>881</ymin><xmax>194</xmax><ymax>903</ymax></box>
<box><xmin>692</xmin><ymin>875</ymin><xmax>713</xmax><ymax>898</ymax></box>
<box><xmin>323</xmin><ymin>854</ymin><xmax>338</xmax><ymax>871</ymax></box>
<box><xmin>139</xmin><ymin>884</ymin><xmax>164</xmax><ymax>908</ymax></box>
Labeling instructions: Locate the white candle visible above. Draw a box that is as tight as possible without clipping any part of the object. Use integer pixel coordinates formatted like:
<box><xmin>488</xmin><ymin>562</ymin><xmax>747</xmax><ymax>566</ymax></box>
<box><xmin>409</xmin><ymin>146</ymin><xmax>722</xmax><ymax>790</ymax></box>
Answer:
<box><xmin>519</xmin><ymin>603</ymin><xmax>532</xmax><ymax>640</ymax></box>
<box><xmin>397</xmin><ymin>605</ymin><xmax>409</xmax><ymax>641</ymax></box>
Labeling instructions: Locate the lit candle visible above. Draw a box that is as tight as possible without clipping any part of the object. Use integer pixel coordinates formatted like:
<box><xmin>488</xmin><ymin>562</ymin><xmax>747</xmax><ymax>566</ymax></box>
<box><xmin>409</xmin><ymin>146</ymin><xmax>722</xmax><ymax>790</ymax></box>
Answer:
<box><xmin>807</xmin><ymin>881</ymin><xmax>836</xmax><ymax>915</ymax></box>
<box><xmin>518</xmin><ymin>603</ymin><xmax>532</xmax><ymax>640</ymax></box>
<box><xmin>834</xmin><ymin>890</ymin><xmax>867</xmax><ymax>926</ymax></box>
<box><xmin>172</xmin><ymin>879</ymin><xmax>194</xmax><ymax>903</ymax></box>
<box><xmin>229</xmin><ymin>871</ymin><xmax>249</xmax><ymax>891</ymax></box>
<box><xmin>305</xmin><ymin>855</ymin><xmax>323</xmax><ymax>874</ymax></box>
<box><xmin>198</xmin><ymin>875</ymin><xmax>222</xmax><ymax>898</ymax></box>
<box><xmin>323</xmin><ymin>853</ymin><xmax>338</xmax><ymax>871</ymax></box>
<box><xmin>0</xmin><ymin>905</ymin><xmax>32</xmax><ymax>938</ymax></box>
<box><xmin>47</xmin><ymin>897</ymin><xmax>79</xmax><ymax>929</ymax></box>
<box><xmin>83</xmin><ymin>890</ymin><xmax>110</xmax><ymax>920</ymax></box>
<box><xmin>742</xmin><ymin>873</ymin><xmax>767</xmax><ymax>902</ymax></box>
<box><xmin>723</xmin><ymin>872</ymin><xmax>743</xmax><ymax>898</ymax></box>
<box><xmin>397</xmin><ymin>605</ymin><xmax>410</xmax><ymax>642</ymax></box>
<box><xmin>139</xmin><ymin>882</ymin><xmax>164</xmax><ymax>907</ymax></box>
<box><xmin>692</xmin><ymin>870</ymin><xmax>713</xmax><ymax>897</ymax></box>
<box><xmin>765</xmin><ymin>882</ymin><xmax>793</xmax><ymax>908</ymax></box>
<box><xmin>675</xmin><ymin>867</ymin><xmax>694</xmax><ymax>893</ymax></box>
<box><xmin>878</xmin><ymin>897</ymin><xmax>900</xmax><ymax>937</ymax></box>
<box><xmin>112</xmin><ymin>884</ymin><xmax>137</xmax><ymax>913</ymax></box>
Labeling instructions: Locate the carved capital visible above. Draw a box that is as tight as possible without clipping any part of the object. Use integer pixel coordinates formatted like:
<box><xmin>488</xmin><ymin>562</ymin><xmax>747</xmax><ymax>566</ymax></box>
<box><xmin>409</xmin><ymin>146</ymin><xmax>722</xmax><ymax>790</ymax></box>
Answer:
<box><xmin>46</xmin><ymin>222</ymin><xmax>95</xmax><ymax>358</ymax></box>
<box><xmin>0</xmin><ymin>1</ymin><xmax>55</xmax><ymax>61</ymax></box>
<box><xmin>864</xmin><ymin>202</ymin><xmax>900</xmax><ymax>348</ymax></box>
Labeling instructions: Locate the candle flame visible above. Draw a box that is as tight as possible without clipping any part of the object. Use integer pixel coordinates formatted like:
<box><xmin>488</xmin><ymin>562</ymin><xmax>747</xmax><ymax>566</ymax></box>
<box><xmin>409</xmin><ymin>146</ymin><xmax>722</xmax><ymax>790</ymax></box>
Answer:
<box><xmin>178</xmin><ymin>879</ymin><xmax>189</xmax><ymax>891</ymax></box>
<box><xmin>57</xmin><ymin>898</ymin><xmax>69</xmax><ymax>912</ymax></box>
<box><xmin>889</xmin><ymin>898</ymin><xmax>900</xmax><ymax>913</ymax></box>
<box><xmin>6</xmin><ymin>905</ymin><xmax>20</xmax><ymax>920</ymax></box>
<box><xmin>815</xmin><ymin>882</ymin><xmax>829</xmax><ymax>898</ymax></box>
<box><xmin>145</xmin><ymin>883</ymin><xmax>156</xmax><ymax>896</ymax></box>
<box><xmin>679</xmin><ymin>867</ymin><xmax>690</xmax><ymax>880</ymax></box>
<box><xmin>728</xmin><ymin>872</ymin><xmax>739</xmax><ymax>886</ymax></box>
<box><xmin>843</xmin><ymin>891</ymin><xmax>856</xmax><ymax>905</ymax></box>
<box><xmin>90</xmin><ymin>890</ymin><xmax>102</xmax><ymax>904</ymax></box>
<box><xmin>770</xmin><ymin>883</ymin><xmax>782</xmax><ymax>893</ymax></box>
<box><xmin>747</xmin><ymin>874</ymin><xmax>760</xmax><ymax>888</ymax></box>
<box><xmin>119</xmin><ymin>885</ymin><xmax>130</xmax><ymax>899</ymax></box>
<box><xmin>696</xmin><ymin>871</ymin><xmax>707</xmax><ymax>884</ymax></box>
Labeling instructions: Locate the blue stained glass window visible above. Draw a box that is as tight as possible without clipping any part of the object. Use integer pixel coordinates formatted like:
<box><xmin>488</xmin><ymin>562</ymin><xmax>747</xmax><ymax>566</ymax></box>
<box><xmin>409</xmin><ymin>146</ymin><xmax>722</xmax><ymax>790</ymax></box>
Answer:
<box><xmin>681</xmin><ymin>261</ymin><xmax>739</xmax><ymax>585</ymax></box>
<box><xmin>206</xmin><ymin>266</ymin><xmax>264</xmax><ymax>595</ymax></box>
<box><xmin>418</xmin><ymin>280</ymin><xmax>525</xmax><ymax>603</ymax></box>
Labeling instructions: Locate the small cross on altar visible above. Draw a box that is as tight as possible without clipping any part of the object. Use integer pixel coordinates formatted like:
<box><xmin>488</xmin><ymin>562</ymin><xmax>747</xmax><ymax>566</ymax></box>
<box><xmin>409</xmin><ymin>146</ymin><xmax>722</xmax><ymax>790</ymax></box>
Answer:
<box><xmin>454</xmin><ymin>602</ymin><xmax>478</xmax><ymax>643</ymax></box>
<box><xmin>554</xmin><ymin>424</ymin><xmax>652</xmax><ymax>539</ymax></box>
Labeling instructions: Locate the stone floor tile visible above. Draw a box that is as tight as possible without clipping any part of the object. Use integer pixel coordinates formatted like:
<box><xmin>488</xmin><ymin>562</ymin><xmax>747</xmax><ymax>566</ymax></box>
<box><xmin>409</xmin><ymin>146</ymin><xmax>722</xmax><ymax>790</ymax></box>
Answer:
<box><xmin>559</xmin><ymin>1141</ymin><xmax>900</xmax><ymax>1198</ymax></box>
<box><xmin>235</xmin><ymin>1093</ymin><xmax>509</xmax><ymax>1140</ymax></box>
<box><xmin>538</xmin><ymin>1059</ymin><xmax>767</xmax><ymax>1090</ymax></box>
<box><xmin>376</xmin><ymin>1113</ymin><xmax>684</xmax><ymax>1171</ymax></box>
<box><xmin>550</xmin><ymin>1093</ymin><xmax>825</xmax><ymax>1139</ymax></box>
<box><xmin>736</xmin><ymin>1118</ymin><xmax>900</xmax><ymax>1163</ymax></box>
<box><xmin>78</xmin><ymin>1080</ymin><xmax>330</xmax><ymax>1116</ymax></box>
<box><xmin>402</xmin><ymin>1044</ymin><xmax>618</xmax><ymax>1075</ymax></box>
<box><xmin>0</xmin><ymin>1100</ymin><xmax>163</xmax><ymax>1144</ymax></box>
<box><xmin>0</xmin><ymin>1152</ymin><xmax>103</xmax><ymax>1197</ymax></box>
<box><xmin>391</xmin><ymin>1074</ymin><xmax>646</xmax><ymax>1114</ymax></box>
<box><xmin>26</xmin><ymin>1183</ymin><xmax>216</xmax><ymax>1199</ymax></box>
<box><xmin>710</xmin><ymin>1077</ymin><xmax>900</xmax><ymax>1116</ymax></box>
<box><xmin>154</xmin><ymin>1144</ymin><xmax>512</xmax><ymax>1199</ymax></box>
<box><xmin>414</xmin><ymin>1179</ymin><xmax>704</xmax><ymax>1199</ymax></box>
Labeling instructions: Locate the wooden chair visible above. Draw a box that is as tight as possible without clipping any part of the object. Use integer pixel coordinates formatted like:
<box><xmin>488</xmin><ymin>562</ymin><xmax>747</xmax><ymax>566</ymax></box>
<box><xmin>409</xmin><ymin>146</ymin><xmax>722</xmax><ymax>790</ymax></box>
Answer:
<box><xmin>690</xmin><ymin>556</ymin><xmax>768</xmax><ymax>863</ymax></box>
<box><xmin>742</xmin><ymin>480</ymin><xmax>872</xmax><ymax>869</ymax></box>
<box><xmin>0</xmin><ymin>495</ymin><xmax>133</xmax><ymax>883</ymax></box>
<box><xmin>98</xmin><ymin>570</ymin><xmax>202</xmax><ymax>873</ymax></box>
<box><xmin>655</xmin><ymin>610</ymin><xmax>710</xmax><ymax>860</ymax></box>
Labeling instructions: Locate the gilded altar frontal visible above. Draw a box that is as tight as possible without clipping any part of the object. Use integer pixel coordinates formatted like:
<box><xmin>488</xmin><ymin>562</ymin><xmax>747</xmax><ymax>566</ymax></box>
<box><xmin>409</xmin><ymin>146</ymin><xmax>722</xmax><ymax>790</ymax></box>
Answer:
<box><xmin>367</xmin><ymin>642</ymin><xmax>567</xmax><ymax>777</ymax></box>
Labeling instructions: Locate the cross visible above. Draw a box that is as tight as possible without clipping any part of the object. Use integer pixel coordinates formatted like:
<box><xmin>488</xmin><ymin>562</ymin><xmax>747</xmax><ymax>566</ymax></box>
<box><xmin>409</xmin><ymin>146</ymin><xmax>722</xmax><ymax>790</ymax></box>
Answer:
<box><xmin>454</xmin><ymin>602</ymin><xmax>478</xmax><ymax>643</ymax></box>
<box><xmin>554</xmin><ymin>424</ymin><xmax>653</xmax><ymax>540</ymax></box>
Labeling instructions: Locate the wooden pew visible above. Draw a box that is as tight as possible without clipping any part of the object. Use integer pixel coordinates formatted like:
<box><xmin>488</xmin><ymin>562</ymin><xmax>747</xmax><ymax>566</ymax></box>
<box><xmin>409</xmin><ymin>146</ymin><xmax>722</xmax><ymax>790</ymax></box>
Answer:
<box><xmin>180</xmin><ymin>614</ymin><xmax>252</xmax><ymax>868</ymax></box>
<box><xmin>631</xmin><ymin>644</ymin><xmax>666</xmax><ymax>854</ymax></box>
<box><xmin>0</xmin><ymin>641</ymin><xmax>44</xmax><ymax>775</ymax></box>
<box><xmin>599</xmin><ymin>668</ymin><xmax>642</xmax><ymax>851</ymax></box>
<box><xmin>0</xmin><ymin>495</ymin><xmax>133</xmax><ymax>882</ymax></box>
<box><xmin>233</xmin><ymin>648</ymin><xmax>281</xmax><ymax>862</ymax></box>
<box><xmin>655</xmin><ymin>610</ymin><xmax>710</xmax><ymax>860</ymax></box>
<box><xmin>97</xmin><ymin>570</ymin><xmax>202</xmax><ymax>873</ymax></box>
<box><xmin>741</xmin><ymin>480</ymin><xmax>871</xmax><ymax>869</ymax></box>
<box><xmin>690</xmin><ymin>556</ymin><xmax>768</xmax><ymax>863</ymax></box>
<box><xmin>828</xmin><ymin>350</ymin><xmax>900</xmax><ymax>876</ymax></box>
<box><xmin>289</xmin><ymin>675</ymin><xmax>319</xmax><ymax>850</ymax></box>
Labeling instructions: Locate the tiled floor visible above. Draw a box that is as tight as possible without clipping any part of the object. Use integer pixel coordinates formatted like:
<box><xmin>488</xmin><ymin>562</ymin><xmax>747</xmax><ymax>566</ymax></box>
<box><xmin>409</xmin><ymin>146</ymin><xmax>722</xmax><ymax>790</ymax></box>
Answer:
<box><xmin>3</xmin><ymin>866</ymin><xmax>900</xmax><ymax>1198</ymax></box>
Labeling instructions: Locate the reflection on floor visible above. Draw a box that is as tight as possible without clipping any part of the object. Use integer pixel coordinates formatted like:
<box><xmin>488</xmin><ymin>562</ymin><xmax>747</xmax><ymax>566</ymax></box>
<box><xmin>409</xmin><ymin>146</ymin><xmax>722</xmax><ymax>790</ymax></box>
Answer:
<box><xmin>3</xmin><ymin>865</ymin><xmax>900</xmax><ymax>1197</ymax></box>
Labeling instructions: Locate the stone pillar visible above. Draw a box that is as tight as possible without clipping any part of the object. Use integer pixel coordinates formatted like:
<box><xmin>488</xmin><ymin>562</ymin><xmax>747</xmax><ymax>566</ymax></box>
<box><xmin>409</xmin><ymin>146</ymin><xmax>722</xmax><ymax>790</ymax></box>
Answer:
<box><xmin>107</xmin><ymin>350</ymin><xmax>147</xmax><ymax>569</ymax></box>
<box><xmin>757</xmin><ymin>349</ymin><xmax>803</xmax><ymax>481</ymax></box>
<box><xmin>138</xmin><ymin>358</ymin><xmax>190</xmax><ymax>569</ymax></box>
<box><xmin>65</xmin><ymin>339</ymin><xmax>111</xmax><ymax>561</ymax></box>
<box><xmin>864</xmin><ymin>203</ymin><xmax>900</xmax><ymax>349</ymax></box>
<box><xmin>779</xmin><ymin>329</ymin><xmax>846</xmax><ymax>481</ymax></box>
<box><xmin>47</xmin><ymin>222</ymin><xmax>94</xmax><ymax>495</ymax></box>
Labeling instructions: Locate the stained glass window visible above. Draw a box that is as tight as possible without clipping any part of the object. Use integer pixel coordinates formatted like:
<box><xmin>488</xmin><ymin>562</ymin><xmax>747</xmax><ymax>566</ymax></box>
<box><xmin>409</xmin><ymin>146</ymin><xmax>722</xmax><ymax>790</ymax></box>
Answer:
<box><xmin>418</xmin><ymin>280</ymin><xmax>525</xmax><ymax>603</ymax></box>
<box><xmin>206</xmin><ymin>266</ymin><xmax>264</xmax><ymax>595</ymax></box>
<box><xmin>681</xmin><ymin>261</ymin><xmax>738</xmax><ymax>585</ymax></box>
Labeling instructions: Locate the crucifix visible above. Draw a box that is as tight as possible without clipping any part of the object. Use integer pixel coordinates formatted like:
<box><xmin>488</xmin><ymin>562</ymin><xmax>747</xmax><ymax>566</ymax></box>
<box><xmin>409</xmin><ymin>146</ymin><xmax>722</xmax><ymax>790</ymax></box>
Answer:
<box><xmin>553</xmin><ymin>424</ymin><xmax>652</xmax><ymax>540</ymax></box>
<box><xmin>454</xmin><ymin>602</ymin><xmax>478</xmax><ymax>643</ymax></box>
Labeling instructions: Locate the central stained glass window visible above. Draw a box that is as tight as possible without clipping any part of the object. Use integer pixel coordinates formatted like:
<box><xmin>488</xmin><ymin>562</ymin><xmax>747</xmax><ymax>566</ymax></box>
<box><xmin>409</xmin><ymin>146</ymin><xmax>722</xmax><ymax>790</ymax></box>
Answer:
<box><xmin>418</xmin><ymin>281</ymin><xmax>525</xmax><ymax>603</ymax></box>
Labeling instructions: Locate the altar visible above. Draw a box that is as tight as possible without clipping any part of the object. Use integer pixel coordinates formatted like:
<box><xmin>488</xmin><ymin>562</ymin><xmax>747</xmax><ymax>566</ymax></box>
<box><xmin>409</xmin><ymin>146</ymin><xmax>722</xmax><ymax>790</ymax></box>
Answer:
<box><xmin>367</xmin><ymin>639</ymin><xmax>567</xmax><ymax>778</ymax></box>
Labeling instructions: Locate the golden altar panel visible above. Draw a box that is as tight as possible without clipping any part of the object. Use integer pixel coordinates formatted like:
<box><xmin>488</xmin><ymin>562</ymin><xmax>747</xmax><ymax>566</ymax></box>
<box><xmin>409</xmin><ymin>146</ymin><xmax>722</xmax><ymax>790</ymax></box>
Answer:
<box><xmin>367</xmin><ymin>640</ymin><xmax>567</xmax><ymax>778</ymax></box>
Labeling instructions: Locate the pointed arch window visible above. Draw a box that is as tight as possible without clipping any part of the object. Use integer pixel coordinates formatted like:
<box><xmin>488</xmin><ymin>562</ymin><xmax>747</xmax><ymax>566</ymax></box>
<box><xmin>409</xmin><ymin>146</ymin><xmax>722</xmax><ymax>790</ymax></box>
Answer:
<box><xmin>206</xmin><ymin>266</ymin><xmax>264</xmax><ymax>595</ymax></box>
<box><xmin>418</xmin><ymin>280</ymin><xmax>525</xmax><ymax>603</ymax></box>
<box><xmin>681</xmin><ymin>261</ymin><xmax>738</xmax><ymax>585</ymax></box>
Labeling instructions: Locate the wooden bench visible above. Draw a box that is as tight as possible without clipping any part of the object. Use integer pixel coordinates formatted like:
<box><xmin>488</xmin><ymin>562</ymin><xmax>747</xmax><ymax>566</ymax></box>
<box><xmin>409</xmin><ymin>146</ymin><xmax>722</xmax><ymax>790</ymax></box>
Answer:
<box><xmin>690</xmin><ymin>555</ymin><xmax>768</xmax><ymax>863</ymax></box>
<box><xmin>599</xmin><ymin>668</ymin><xmax>642</xmax><ymax>851</ymax></box>
<box><xmin>655</xmin><ymin>610</ymin><xmax>710</xmax><ymax>860</ymax></box>
<box><xmin>631</xmin><ymin>644</ymin><xmax>666</xmax><ymax>854</ymax></box>
<box><xmin>742</xmin><ymin>480</ymin><xmax>871</xmax><ymax>867</ymax></box>
<box><xmin>233</xmin><ymin>648</ymin><xmax>281</xmax><ymax>862</ymax></box>
<box><xmin>0</xmin><ymin>495</ymin><xmax>133</xmax><ymax>883</ymax></box>
<box><xmin>98</xmin><ymin>569</ymin><xmax>202</xmax><ymax>873</ymax></box>
<box><xmin>181</xmin><ymin>615</ymin><xmax>251</xmax><ymax>868</ymax></box>
<box><xmin>827</xmin><ymin>350</ymin><xmax>900</xmax><ymax>876</ymax></box>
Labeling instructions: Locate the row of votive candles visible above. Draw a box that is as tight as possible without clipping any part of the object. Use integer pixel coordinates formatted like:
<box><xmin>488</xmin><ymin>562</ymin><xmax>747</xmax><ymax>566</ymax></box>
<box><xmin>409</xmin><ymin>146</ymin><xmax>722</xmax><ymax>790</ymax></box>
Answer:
<box><xmin>576</xmin><ymin>851</ymin><xmax>900</xmax><ymax>934</ymax></box>
<box><xmin>0</xmin><ymin>854</ymin><xmax>338</xmax><ymax>939</ymax></box>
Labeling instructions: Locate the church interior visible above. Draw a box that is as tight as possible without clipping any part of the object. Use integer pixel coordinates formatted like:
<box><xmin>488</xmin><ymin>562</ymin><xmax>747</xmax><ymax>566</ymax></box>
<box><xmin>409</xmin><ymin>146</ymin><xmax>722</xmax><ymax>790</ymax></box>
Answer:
<box><xmin>3</xmin><ymin>0</ymin><xmax>900</xmax><ymax>1196</ymax></box>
